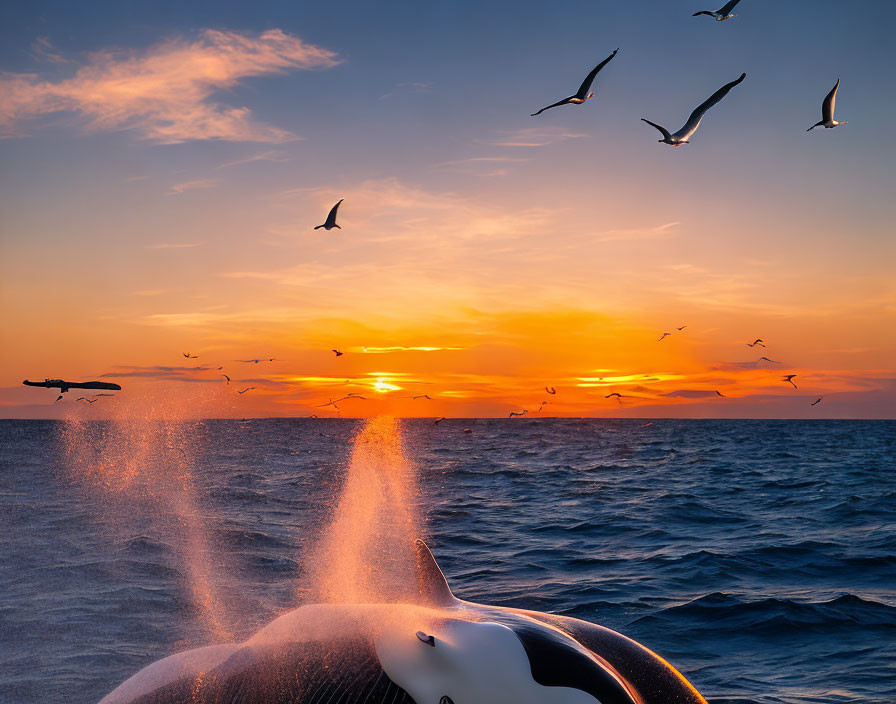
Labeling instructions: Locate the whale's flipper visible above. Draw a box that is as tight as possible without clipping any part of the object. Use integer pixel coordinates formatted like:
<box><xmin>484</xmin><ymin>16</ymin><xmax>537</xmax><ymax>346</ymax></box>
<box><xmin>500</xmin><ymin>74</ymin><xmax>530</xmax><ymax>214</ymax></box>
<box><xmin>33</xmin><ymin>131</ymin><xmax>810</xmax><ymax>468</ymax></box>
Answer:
<box><xmin>414</xmin><ymin>539</ymin><xmax>456</xmax><ymax>606</ymax></box>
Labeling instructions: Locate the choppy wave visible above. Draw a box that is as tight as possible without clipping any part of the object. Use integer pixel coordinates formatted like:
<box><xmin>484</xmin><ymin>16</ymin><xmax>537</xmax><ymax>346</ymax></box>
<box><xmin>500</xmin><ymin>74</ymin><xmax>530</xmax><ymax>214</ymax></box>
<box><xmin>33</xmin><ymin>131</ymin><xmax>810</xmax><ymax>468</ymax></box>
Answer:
<box><xmin>1</xmin><ymin>418</ymin><xmax>894</xmax><ymax>703</ymax></box>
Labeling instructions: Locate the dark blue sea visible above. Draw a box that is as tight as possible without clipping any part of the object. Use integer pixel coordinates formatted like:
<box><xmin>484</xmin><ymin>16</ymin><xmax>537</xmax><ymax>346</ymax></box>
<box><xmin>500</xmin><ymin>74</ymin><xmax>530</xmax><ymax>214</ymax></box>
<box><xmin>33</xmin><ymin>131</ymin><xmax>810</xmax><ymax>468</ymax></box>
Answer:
<box><xmin>1</xmin><ymin>419</ymin><xmax>894</xmax><ymax>703</ymax></box>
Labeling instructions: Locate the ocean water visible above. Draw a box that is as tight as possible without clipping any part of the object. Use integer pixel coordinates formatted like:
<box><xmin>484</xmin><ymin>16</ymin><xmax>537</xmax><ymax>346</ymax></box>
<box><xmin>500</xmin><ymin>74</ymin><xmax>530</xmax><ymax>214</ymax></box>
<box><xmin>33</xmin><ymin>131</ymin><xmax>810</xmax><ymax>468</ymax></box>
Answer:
<box><xmin>1</xmin><ymin>418</ymin><xmax>894</xmax><ymax>704</ymax></box>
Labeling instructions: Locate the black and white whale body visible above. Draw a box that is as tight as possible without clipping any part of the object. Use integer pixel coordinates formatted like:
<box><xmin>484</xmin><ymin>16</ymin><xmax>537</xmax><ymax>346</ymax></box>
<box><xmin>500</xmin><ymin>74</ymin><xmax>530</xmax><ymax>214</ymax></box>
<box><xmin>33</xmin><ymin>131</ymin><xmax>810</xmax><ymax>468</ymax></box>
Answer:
<box><xmin>100</xmin><ymin>540</ymin><xmax>708</xmax><ymax>704</ymax></box>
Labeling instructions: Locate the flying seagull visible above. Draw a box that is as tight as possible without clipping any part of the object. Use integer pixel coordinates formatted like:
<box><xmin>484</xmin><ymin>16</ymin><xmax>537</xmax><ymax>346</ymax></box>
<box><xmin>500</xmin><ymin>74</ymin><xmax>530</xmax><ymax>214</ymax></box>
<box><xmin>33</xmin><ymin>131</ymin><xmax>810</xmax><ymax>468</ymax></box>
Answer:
<box><xmin>238</xmin><ymin>358</ymin><xmax>276</xmax><ymax>364</ymax></box>
<box><xmin>641</xmin><ymin>73</ymin><xmax>746</xmax><ymax>146</ymax></box>
<box><xmin>759</xmin><ymin>356</ymin><xmax>781</xmax><ymax>364</ymax></box>
<box><xmin>314</xmin><ymin>199</ymin><xmax>343</xmax><ymax>230</ymax></box>
<box><xmin>808</xmin><ymin>78</ymin><xmax>847</xmax><ymax>131</ymax></box>
<box><xmin>782</xmin><ymin>375</ymin><xmax>798</xmax><ymax>389</ymax></box>
<box><xmin>23</xmin><ymin>379</ymin><xmax>121</xmax><ymax>399</ymax></box>
<box><xmin>693</xmin><ymin>0</ymin><xmax>742</xmax><ymax>21</ymax></box>
<box><xmin>605</xmin><ymin>392</ymin><xmax>627</xmax><ymax>399</ymax></box>
<box><xmin>183</xmin><ymin>352</ymin><xmax>198</xmax><ymax>359</ymax></box>
<box><xmin>237</xmin><ymin>387</ymin><xmax>255</xmax><ymax>395</ymax></box>
<box><xmin>531</xmin><ymin>49</ymin><xmax>618</xmax><ymax>116</ymax></box>
<box><xmin>677</xmin><ymin>325</ymin><xmax>688</xmax><ymax>331</ymax></box>
<box><xmin>222</xmin><ymin>374</ymin><xmax>231</xmax><ymax>384</ymax></box>
<box><xmin>536</xmin><ymin>400</ymin><xmax>549</xmax><ymax>412</ymax></box>
<box><xmin>509</xmin><ymin>410</ymin><xmax>529</xmax><ymax>418</ymax></box>
<box><xmin>714</xmin><ymin>390</ymin><xmax>727</xmax><ymax>397</ymax></box>
<box><xmin>545</xmin><ymin>386</ymin><xmax>556</xmax><ymax>395</ymax></box>
<box><xmin>332</xmin><ymin>349</ymin><xmax>344</xmax><ymax>357</ymax></box>
<box><xmin>413</xmin><ymin>394</ymin><xmax>432</xmax><ymax>400</ymax></box>
<box><xmin>76</xmin><ymin>397</ymin><xmax>98</xmax><ymax>404</ymax></box>
<box><xmin>747</xmin><ymin>338</ymin><xmax>766</xmax><ymax>348</ymax></box>
<box><xmin>658</xmin><ymin>332</ymin><xmax>672</xmax><ymax>341</ymax></box>
<box><xmin>811</xmin><ymin>397</ymin><xmax>824</xmax><ymax>406</ymax></box>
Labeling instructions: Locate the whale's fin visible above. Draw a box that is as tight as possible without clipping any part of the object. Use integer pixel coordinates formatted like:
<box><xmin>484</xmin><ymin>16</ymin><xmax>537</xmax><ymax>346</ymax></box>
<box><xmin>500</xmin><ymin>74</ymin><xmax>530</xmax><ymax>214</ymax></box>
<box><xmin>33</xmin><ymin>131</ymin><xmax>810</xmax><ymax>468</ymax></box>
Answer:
<box><xmin>414</xmin><ymin>539</ymin><xmax>456</xmax><ymax>606</ymax></box>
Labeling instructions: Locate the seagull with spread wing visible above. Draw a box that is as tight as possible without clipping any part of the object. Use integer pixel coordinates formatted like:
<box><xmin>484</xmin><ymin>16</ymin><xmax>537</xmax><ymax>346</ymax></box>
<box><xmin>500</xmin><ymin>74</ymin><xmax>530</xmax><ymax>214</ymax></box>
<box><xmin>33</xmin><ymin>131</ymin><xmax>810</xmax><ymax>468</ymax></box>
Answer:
<box><xmin>531</xmin><ymin>49</ymin><xmax>618</xmax><ymax>116</ymax></box>
<box><xmin>782</xmin><ymin>375</ymin><xmax>798</xmax><ymax>389</ymax></box>
<box><xmin>642</xmin><ymin>73</ymin><xmax>746</xmax><ymax>146</ymax></box>
<box><xmin>24</xmin><ymin>379</ymin><xmax>121</xmax><ymax>402</ymax></box>
<box><xmin>314</xmin><ymin>199</ymin><xmax>343</xmax><ymax>230</ymax></box>
<box><xmin>747</xmin><ymin>339</ymin><xmax>766</xmax><ymax>348</ymax></box>
<box><xmin>808</xmin><ymin>78</ymin><xmax>848</xmax><ymax>131</ymax></box>
<box><xmin>693</xmin><ymin>0</ymin><xmax>743</xmax><ymax>21</ymax></box>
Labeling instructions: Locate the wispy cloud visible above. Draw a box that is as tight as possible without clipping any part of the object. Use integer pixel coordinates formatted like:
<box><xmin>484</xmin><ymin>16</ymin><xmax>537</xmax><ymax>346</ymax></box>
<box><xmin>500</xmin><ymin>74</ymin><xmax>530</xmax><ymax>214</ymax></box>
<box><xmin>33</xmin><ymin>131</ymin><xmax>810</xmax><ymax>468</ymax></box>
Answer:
<box><xmin>595</xmin><ymin>221</ymin><xmax>681</xmax><ymax>243</ymax></box>
<box><xmin>487</xmin><ymin>127</ymin><xmax>587</xmax><ymax>148</ymax></box>
<box><xmin>169</xmin><ymin>179</ymin><xmax>219</xmax><ymax>195</ymax></box>
<box><xmin>30</xmin><ymin>37</ymin><xmax>71</xmax><ymax>65</ymax></box>
<box><xmin>218</xmin><ymin>149</ymin><xmax>290</xmax><ymax>169</ymax></box>
<box><xmin>1</xmin><ymin>29</ymin><xmax>340</xmax><ymax>143</ymax></box>
<box><xmin>354</xmin><ymin>346</ymin><xmax>463</xmax><ymax>353</ymax></box>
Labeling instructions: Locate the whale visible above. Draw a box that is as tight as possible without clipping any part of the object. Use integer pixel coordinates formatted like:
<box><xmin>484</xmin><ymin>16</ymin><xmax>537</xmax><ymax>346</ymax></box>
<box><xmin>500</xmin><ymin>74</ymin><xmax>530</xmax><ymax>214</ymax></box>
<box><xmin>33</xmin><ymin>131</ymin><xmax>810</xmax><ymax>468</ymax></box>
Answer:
<box><xmin>100</xmin><ymin>540</ymin><xmax>708</xmax><ymax>704</ymax></box>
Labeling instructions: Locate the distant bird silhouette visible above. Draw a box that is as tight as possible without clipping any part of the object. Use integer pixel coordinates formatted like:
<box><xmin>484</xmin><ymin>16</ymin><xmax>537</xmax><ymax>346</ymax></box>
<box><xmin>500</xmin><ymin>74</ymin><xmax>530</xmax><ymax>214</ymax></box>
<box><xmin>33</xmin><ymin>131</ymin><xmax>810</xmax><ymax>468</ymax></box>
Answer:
<box><xmin>747</xmin><ymin>339</ymin><xmax>766</xmax><ymax>348</ymax></box>
<box><xmin>183</xmin><ymin>352</ymin><xmax>198</xmax><ymax>358</ymax></box>
<box><xmin>759</xmin><ymin>356</ymin><xmax>781</xmax><ymax>364</ymax></box>
<box><xmin>782</xmin><ymin>375</ymin><xmax>798</xmax><ymax>389</ymax></box>
<box><xmin>808</xmin><ymin>79</ymin><xmax>847</xmax><ymax>131</ymax></box>
<box><xmin>413</xmin><ymin>394</ymin><xmax>431</xmax><ymax>400</ymax></box>
<box><xmin>93</xmin><ymin>393</ymin><xmax>116</xmax><ymax>397</ymax></box>
<box><xmin>215</xmin><ymin>366</ymin><xmax>224</xmax><ymax>370</ymax></box>
<box><xmin>508</xmin><ymin>410</ymin><xmax>529</xmax><ymax>418</ymax></box>
<box><xmin>677</xmin><ymin>325</ymin><xmax>688</xmax><ymax>331</ymax></box>
<box><xmin>315</xmin><ymin>199</ymin><xmax>343</xmax><ymax>230</ymax></box>
<box><xmin>642</xmin><ymin>73</ymin><xmax>746</xmax><ymax>146</ymax></box>
<box><xmin>714</xmin><ymin>390</ymin><xmax>727</xmax><ymax>397</ymax></box>
<box><xmin>222</xmin><ymin>374</ymin><xmax>231</xmax><ymax>384</ymax></box>
<box><xmin>76</xmin><ymin>397</ymin><xmax>98</xmax><ymax>404</ymax></box>
<box><xmin>536</xmin><ymin>400</ymin><xmax>549</xmax><ymax>412</ymax></box>
<box><xmin>545</xmin><ymin>386</ymin><xmax>556</xmax><ymax>395</ymax></box>
<box><xmin>693</xmin><ymin>0</ymin><xmax>742</xmax><ymax>21</ymax></box>
<box><xmin>811</xmin><ymin>397</ymin><xmax>824</xmax><ymax>406</ymax></box>
<box><xmin>434</xmin><ymin>417</ymin><xmax>446</xmax><ymax>424</ymax></box>
<box><xmin>658</xmin><ymin>332</ymin><xmax>672</xmax><ymax>341</ymax></box>
<box><xmin>23</xmin><ymin>379</ymin><xmax>121</xmax><ymax>400</ymax></box>
<box><xmin>237</xmin><ymin>387</ymin><xmax>255</xmax><ymax>395</ymax></box>
<box><xmin>332</xmin><ymin>349</ymin><xmax>344</xmax><ymax>357</ymax></box>
<box><xmin>238</xmin><ymin>358</ymin><xmax>275</xmax><ymax>364</ymax></box>
<box><xmin>605</xmin><ymin>392</ymin><xmax>627</xmax><ymax>399</ymax></box>
<box><xmin>531</xmin><ymin>49</ymin><xmax>618</xmax><ymax>116</ymax></box>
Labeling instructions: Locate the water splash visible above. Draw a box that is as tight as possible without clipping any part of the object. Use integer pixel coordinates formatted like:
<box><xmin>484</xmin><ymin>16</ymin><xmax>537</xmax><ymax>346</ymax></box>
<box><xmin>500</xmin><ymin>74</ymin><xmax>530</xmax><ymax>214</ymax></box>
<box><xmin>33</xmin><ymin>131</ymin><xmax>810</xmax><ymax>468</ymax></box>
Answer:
<box><xmin>59</xmin><ymin>389</ymin><xmax>233</xmax><ymax>642</ymax></box>
<box><xmin>307</xmin><ymin>416</ymin><xmax>424</xmax><ymax>605</ymax></box>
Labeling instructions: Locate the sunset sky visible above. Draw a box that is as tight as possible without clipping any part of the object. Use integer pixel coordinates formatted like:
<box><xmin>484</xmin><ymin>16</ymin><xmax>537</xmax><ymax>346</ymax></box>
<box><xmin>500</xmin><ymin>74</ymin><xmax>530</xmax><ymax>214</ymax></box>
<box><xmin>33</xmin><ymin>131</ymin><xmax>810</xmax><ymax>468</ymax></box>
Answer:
<box><xmin>2</xmin><ymin>0</ymin><xmax>894</xmax><ymax>418</ymax></box>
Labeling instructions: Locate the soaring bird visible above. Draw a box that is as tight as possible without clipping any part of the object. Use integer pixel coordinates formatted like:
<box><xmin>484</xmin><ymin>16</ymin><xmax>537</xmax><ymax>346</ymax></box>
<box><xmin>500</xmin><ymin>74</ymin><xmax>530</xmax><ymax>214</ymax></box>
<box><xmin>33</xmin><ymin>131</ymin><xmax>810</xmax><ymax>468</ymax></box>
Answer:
<box><xmin>782</xmin><ymin>375</ymin><xmax>798</xmax><ymax>389</ymax></box>
<box><xmin>693</xmin><ymin>0</ymin><xmax>742</xmax><ymax>21</ymax></box>
<box><xmin>183</xmin><ymin>352</ymin><xmax>198</xmax><ymax>359</ymax></box>
<box><xmin>530</xmin><ymin>49</ymin><xmax>618</xmax><ymax>116</ymax></box>
<box><xmin>811</xmin><ymin>397</ymin><xmax>824</xmax><ymax>406</ymax></box>
<box><xmin>536</xmin><ymin>400</ymin><xmax>549</xmax><ymax>412</ymax></box>
<box><xmin>808</xmin><ymin>78</ymin><xmax>848</xmax><ymax>131</ymax></box>
<box><xmin>747</xmin><ymin>339</ymin><xmax>766</xmax><ymax>348</ymax></box>
<box><xmin>545</xmin><ymin>386</ymin><xmax>556</xmax><ymax>395</ymax></box>
<box><xmin>605</xmin><ymin>392</ymin><xmax>626</xmax><ymax>399</ymax></box>
<box><xmin>714</xmin><ymin>390</ymin><xmax>727</xmax><ymax>397</ymax></box>
<box><xmin>332</xmin><ymin>349</ymin><xmax>344</xmax><ymax>357</ymax></box>
<box><xmin>658</xmin><ymin>332</ymin><xmax>672</xmax><ymax>341</ymax></box>
<box><xmin>508</xmin><ymin>410</ymin><xmax>529</xmax><ymax>418</ymax></box>
<box><xmin>677</xmin><ymin>325</ymin><xmax>688</xmax><ymax>331</ymax></box>
<box><xmin>76</xmin><ymin>397</ymin><xmax>98</xmax><ymax>404</ymax></box>
<box><xmin>237</xmin><ymin>387</ymin><xmax>255</xmax><ymax>394</ymax></box>
<box><xmin>641</xmin><ymin>73</ymin><xmax>746</xmax><ymax>146</ymax></box>
<box><xmin>222</xmin><ymin>374</ymin><xmax>231</xmax><ymax>384</ymax></box>
<box><xmin>758</xmin><ymin>356</ymin><xmax>781</xmax><ymax>364</ymax></box>
<box><xmin>23</xmin><ymin>379</ymin><xmax>121</xmax><ymax>399</ymax></box>
<box><xmin>314</xmin><ymin>199</ymin><xmax>343</xmax><ymax>230</ymax></box>
<box><xmin>413</xmin><ymin>394</ymin><xmax>432</xmax><ymax>400</ymax></box>
<box><xmin>238</xmin><ymin>358</ymin><xmax>276</xmax><ymax>364</ymax></box>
